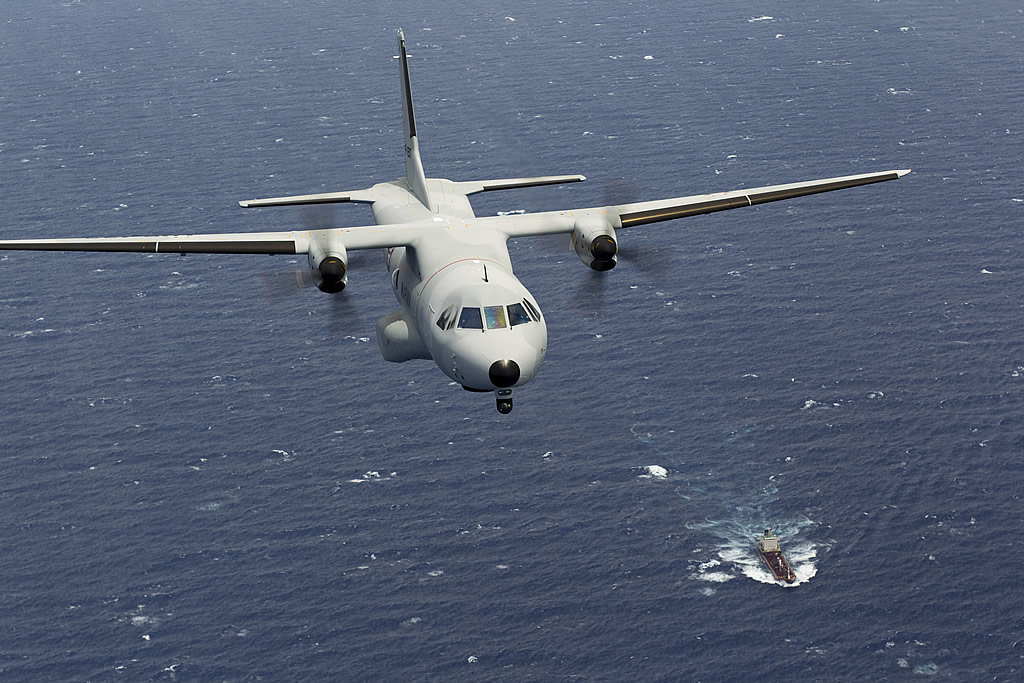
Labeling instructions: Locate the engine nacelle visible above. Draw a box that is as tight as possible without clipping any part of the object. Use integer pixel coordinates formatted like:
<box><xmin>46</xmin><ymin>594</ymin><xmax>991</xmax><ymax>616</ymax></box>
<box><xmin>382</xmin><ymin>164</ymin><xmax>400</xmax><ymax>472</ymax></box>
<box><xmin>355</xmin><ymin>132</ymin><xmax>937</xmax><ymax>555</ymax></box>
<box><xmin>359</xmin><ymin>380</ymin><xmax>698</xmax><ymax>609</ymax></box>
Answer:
<box><xmin>307</xmin><ymin>235</ymin><xmax>349</xmax><ymax>293</ymax></box>
<box><xmin>377</xmin><ymin>309</ymin><xmax>431</xmax><ymax>362</ymax></box>
<box><xmin>571</xmin><ymin>216</ymin><xmax>618</xmax><ymax>271</ymax></box>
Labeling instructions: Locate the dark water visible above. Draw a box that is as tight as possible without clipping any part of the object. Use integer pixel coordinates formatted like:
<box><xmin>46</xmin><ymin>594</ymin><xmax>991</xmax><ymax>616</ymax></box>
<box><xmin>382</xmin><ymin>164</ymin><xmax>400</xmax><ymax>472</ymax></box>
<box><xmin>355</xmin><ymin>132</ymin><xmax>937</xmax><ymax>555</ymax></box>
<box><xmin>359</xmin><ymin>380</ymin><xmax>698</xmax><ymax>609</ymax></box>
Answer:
<box><xmin>2</xmin><ymin>1</ymin><xmax>1022</xmax><ymax>680</ymax></box>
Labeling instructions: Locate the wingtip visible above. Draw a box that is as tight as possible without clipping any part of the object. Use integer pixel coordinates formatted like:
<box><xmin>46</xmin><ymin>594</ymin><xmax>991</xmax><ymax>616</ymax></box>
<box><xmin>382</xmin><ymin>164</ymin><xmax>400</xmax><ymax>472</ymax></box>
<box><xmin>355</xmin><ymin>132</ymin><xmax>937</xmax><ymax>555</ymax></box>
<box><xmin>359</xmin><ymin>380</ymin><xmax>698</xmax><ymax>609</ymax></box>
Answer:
<box><xmin>896</xmin><ymin>169</ymin><xmax>913</xmax><ymax>178</ymax></box>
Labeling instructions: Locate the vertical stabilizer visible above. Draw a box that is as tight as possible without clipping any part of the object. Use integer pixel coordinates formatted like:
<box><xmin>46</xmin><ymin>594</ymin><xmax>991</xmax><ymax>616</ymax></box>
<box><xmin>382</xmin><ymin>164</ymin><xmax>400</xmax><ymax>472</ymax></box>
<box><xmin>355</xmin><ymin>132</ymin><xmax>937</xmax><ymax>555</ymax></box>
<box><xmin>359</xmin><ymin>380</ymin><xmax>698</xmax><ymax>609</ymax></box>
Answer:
<box><xmin>397</xmin><ymin>29</ymin><xmax>431</xmax><ymax>210</ymax></box>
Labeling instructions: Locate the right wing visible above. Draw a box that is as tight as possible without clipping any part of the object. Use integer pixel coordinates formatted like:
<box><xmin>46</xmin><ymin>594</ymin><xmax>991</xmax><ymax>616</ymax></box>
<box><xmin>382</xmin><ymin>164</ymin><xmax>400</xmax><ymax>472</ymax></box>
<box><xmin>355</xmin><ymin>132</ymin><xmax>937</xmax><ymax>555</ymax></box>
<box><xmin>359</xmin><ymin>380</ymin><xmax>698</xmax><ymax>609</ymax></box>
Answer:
<box><xmin>498</xmin><ymin>169</ymin><xmax>911</xmax><ymax>238</ymax></box>
<box><xmin>613</xmin><ymin>169</ymin><xmax>911</xmax><ymax>228</ymax></box>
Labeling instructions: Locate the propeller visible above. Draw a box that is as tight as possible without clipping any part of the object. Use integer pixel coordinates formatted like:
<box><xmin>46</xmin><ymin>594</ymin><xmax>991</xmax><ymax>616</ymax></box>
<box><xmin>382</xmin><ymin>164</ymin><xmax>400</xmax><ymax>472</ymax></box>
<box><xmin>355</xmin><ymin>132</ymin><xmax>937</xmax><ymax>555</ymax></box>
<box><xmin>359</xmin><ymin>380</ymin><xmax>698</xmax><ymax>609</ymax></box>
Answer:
<box><xmin>600</xmin><ymin>178</ymin><xmax>671</xmax><ymax>281</ymax></box>
<box><xmin>257</xmin><ymin>202</ymin><xmax>375</xmax><ymax>336</ymax></box>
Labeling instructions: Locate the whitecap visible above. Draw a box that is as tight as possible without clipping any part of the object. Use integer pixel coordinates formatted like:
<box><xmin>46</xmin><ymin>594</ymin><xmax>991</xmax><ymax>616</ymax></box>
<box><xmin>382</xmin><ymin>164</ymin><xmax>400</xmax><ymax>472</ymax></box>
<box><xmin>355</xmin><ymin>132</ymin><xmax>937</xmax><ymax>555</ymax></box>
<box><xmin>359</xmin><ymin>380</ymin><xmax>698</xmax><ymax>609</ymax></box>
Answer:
<box><xmin>347</xmin><ymin>470</ymin><xmax>397</xmax><ymax>483</ymax></box>
<box><xmin>638</xmin><ymin>465</ymin><xmax>668</xmax><ymax>479</ymax></box>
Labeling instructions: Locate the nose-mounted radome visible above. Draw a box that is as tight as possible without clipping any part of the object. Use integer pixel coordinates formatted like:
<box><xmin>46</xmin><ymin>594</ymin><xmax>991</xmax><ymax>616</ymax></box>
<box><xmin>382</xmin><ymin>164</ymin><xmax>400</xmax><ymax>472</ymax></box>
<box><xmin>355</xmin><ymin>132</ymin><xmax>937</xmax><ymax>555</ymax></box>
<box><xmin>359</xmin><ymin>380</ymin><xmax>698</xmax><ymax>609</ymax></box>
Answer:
<box><xmin>489</xmin><ymin>359</ymin><xmax>520</xmax><ymax>388</ymax></box>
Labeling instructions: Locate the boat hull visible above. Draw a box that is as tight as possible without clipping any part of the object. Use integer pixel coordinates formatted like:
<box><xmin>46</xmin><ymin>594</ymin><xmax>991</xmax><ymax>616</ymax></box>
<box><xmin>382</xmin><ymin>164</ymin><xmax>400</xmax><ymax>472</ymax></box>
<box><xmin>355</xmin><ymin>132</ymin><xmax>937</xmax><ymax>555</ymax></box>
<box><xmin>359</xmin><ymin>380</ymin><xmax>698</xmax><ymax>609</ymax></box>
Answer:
<box><xmin>758</xmin><ymin>547</ymin><xmax>796</xmax><ymax>583</ymax></box>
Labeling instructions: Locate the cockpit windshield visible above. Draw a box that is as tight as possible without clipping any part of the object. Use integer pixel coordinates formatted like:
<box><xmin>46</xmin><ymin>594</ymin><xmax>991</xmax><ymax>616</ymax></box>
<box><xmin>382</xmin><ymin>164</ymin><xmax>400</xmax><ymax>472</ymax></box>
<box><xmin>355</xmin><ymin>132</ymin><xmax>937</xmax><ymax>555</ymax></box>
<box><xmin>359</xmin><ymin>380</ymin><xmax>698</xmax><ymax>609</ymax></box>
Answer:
<box><xmin>507</xmin><ymin>302</ymin><xmax>531</xmax><ymax>326</ymax></box>
<box><xmin>446</xmin><ymin>299</ymin><xmax>541</xmax><ymax>331</ymax></box>
<box><xmin>483</xmin><ymin>306</ymin><xmax>507</xmax><ymax>329</ymax></box>
<box><xmin>457</xmin><ymin>307</ymin><xmax>483</xmax><ymax>329</ymax></box>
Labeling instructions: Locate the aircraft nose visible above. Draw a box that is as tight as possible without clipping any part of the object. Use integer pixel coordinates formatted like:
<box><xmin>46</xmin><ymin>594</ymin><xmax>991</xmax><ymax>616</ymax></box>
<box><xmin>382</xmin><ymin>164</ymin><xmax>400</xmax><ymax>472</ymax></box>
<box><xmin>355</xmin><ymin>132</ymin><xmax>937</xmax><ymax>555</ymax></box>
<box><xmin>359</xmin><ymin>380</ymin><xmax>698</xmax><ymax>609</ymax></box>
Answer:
<box><xmin>488</xmin><ymin>359</ymin><xmax>520</xmax><ymax>388</ymax></box>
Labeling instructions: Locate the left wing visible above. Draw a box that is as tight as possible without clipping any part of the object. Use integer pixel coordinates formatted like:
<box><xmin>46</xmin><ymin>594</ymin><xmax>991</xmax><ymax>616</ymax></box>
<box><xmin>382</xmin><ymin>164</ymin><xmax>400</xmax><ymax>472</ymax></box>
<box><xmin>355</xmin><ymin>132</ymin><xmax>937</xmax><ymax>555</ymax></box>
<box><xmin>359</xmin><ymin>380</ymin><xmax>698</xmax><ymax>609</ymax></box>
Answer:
<box><xmin>0</xmin><ymin>231</ymin><xmax>301</xmax><ymax>254</ymax></box>
<box><xmin>0</xmin><ymin>225</ymin><xmax>420</xmax><ymax>255</ymax></box>
<box><xmin>497</xmin><ymin>169</ymin><xmax>911</xmax><ymax>238</ymax></box>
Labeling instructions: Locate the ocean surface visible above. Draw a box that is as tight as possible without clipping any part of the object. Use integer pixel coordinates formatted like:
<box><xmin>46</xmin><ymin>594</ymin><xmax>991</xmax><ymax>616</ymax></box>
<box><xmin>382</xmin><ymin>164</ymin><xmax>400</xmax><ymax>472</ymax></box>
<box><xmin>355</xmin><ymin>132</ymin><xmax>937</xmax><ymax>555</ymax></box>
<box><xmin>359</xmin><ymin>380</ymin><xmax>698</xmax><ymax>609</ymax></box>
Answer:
<box><xmin>2</xmin><ymin>1</ymin><xmax>1022</xmax><ymax>680</ymax></box>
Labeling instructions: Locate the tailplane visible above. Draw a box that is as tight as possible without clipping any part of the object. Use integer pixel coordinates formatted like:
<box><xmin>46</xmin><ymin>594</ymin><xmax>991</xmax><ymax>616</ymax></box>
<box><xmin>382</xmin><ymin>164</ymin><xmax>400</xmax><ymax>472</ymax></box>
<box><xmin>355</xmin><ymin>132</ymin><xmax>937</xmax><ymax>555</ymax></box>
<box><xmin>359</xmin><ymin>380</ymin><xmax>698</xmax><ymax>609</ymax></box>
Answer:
<box><xmin>397</xmin><ymin>29</ymin><xmax>431</xmax><ymax>210</ymax></box>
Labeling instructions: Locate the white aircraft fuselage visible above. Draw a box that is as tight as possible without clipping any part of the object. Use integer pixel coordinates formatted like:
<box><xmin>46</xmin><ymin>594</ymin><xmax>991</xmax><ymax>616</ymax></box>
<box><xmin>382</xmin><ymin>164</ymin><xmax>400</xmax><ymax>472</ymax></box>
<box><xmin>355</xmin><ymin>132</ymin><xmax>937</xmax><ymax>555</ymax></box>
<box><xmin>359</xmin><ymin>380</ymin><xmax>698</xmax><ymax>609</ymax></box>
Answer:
<box><xmin>372</xmin><ymin>180</ymin><xmax>548</xmax><ymax>412</ymax></box>
<box><xmin>0</xmin><ymin>29</ymin><xmax>911</xmax><ymax>413</ymax></box>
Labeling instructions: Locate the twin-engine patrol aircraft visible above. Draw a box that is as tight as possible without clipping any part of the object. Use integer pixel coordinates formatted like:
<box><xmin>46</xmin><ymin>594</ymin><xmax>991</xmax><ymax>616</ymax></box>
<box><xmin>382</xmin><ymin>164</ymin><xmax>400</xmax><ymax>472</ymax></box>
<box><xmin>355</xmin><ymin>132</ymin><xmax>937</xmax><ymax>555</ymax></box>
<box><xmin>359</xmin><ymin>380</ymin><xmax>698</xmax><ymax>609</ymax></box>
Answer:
<box><xmin>1</xmin><ymin>30</ymin><xmax>910</xmax><ymax>413</ymax></box>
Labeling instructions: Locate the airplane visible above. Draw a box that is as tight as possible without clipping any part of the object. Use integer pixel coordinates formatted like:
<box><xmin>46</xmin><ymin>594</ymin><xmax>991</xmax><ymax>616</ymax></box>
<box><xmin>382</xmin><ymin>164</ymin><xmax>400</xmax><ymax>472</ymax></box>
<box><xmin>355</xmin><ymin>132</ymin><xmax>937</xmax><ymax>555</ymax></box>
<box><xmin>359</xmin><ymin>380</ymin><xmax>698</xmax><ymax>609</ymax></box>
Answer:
<box><xmin>0</xmin><ymin>29</ymin><xmax>910</xmax><ymax>413</ymax></box>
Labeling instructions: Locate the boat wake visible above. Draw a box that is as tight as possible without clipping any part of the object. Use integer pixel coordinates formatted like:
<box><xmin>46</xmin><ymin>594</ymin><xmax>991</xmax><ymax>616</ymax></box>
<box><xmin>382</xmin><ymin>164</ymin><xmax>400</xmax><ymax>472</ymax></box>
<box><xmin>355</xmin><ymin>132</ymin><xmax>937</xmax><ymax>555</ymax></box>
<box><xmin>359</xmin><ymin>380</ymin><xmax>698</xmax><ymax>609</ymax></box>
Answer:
<box><xmin>630</xmin><ymin>420</ymin><xmax>822</xmax><ymax>589</ymax></box>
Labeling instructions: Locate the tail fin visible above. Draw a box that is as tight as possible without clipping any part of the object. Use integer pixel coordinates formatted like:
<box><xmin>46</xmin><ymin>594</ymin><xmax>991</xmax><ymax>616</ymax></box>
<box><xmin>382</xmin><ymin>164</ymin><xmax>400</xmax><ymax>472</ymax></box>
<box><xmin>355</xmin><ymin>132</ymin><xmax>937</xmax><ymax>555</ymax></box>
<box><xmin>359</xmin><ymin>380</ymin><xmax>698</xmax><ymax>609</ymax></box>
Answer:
<box><xmin>397</xmin><ymin>29</ymin><xmax>431</xmax><ymax>210</ymax></box>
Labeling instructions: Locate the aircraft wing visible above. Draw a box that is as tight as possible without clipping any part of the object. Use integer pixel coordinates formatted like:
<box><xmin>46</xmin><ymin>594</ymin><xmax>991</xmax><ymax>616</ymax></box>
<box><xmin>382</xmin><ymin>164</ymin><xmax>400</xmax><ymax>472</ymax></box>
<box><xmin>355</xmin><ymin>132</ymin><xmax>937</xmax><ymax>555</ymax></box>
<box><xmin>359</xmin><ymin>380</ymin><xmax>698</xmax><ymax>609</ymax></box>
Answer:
<box><xmin>0</xmin><ymin>225</ymin><xmax>419</xmax><ymax>255</ymax></box>
<box><xmin>498</xmin><ymin>169</ymin><xmax>911</xmax><ymax>237</ymax></box>
<box><xmin>0</xmin><ymin>231</ymin><xmax>301</xmax><ymax>254</ymax></box>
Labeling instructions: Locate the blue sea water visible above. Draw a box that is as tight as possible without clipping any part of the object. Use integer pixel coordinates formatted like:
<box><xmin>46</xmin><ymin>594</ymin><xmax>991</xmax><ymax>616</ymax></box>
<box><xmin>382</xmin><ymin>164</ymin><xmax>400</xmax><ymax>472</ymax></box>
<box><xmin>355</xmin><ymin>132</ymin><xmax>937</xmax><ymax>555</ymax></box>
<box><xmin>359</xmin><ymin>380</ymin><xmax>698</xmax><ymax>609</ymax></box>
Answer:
<box><xmin>2</xmin><ymin>0</ymin><xmax>1022</xmax><ymax>679</ymax></box>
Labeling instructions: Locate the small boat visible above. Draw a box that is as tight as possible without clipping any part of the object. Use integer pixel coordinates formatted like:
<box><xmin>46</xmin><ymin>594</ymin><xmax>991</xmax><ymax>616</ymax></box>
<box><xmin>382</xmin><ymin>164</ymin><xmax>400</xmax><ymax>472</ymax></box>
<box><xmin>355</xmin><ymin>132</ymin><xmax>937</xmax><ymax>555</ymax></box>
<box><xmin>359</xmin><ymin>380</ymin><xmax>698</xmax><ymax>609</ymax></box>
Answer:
<box><xmin>758</xmin><ymin>528</ymin><xmax>796</xmax><ymax>583</ymax></box>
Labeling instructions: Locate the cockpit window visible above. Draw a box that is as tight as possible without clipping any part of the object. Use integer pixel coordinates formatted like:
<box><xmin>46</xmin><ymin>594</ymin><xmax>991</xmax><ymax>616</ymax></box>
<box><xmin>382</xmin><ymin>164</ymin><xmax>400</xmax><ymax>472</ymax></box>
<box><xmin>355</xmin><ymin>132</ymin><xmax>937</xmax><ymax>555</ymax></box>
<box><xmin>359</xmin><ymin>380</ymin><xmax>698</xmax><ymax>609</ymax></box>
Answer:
<box><xmin>457</xmin><ymin>307</ymin><xmax>483</xmax><ymax>329</ymax></box>
<box><xmin>484</xmin><ymin>305</ymin><xmax>507</xmax><ymax>329</ymax></box>
<box><xmin>522</xmin><ymin>298</ymin><xmax>542</xmax><ymax>322</ymax></box>
<box><xmin>436</xmin><ymin>304</ymin><xmax>456</xmax><ymax>330</ymax></box>
<box><xmin>507</xmin><ymin>302</ymin><xmax>531</xmax><ymax>326</ymax></box>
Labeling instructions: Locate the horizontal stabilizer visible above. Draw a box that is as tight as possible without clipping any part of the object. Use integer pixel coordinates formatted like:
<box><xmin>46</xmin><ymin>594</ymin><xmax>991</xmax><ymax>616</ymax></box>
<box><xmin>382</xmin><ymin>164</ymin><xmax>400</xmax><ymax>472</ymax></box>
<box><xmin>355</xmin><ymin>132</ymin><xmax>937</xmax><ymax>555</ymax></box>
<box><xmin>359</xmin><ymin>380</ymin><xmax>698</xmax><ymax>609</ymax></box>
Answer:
<box><xmin>456</xmin><ymin>174</ymin><xmax>587</xmax><ymax>195</ymax></box>
<box><xmin>239</xmin><ymin>190</ymin><xmax>373</xmax><ymax>208</ymax></box>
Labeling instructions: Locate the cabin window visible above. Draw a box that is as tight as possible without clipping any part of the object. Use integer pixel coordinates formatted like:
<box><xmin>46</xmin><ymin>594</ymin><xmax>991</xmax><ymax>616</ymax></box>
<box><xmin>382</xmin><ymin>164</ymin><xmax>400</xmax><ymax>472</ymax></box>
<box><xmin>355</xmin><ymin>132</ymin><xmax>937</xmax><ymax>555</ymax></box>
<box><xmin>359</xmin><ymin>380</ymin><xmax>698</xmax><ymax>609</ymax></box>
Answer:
<box><xmin>522</xmin><ymin>298</ymin><xmax>542</xmax><ymax>321</ymax></box>
<box><xmin>507</xmin><ymin>302</ymin><xmax>531</xmax><ymax>326</ymax></box>
<box><xmin>457</xmin><ymin>307</ymin><xmax>483</xmax><ymax>329</ymax></box>
<box><xmin>484</xmin><ymin>305</ymin><xmax>507</xmax><ymax>329</ymax></box>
